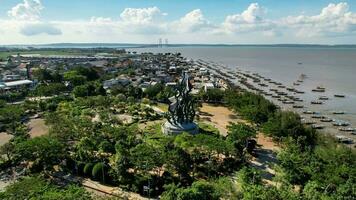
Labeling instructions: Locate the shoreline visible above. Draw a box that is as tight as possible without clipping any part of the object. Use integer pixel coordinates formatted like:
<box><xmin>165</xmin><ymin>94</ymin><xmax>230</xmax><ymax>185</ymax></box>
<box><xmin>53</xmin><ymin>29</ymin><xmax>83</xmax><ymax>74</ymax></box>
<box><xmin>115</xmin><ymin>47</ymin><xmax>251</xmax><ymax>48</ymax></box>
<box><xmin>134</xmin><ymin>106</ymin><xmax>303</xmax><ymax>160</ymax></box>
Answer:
<box><xmin>196</xmin><ymin>59</ymin><xmax>356</xmax><ymax>147</ymax></box>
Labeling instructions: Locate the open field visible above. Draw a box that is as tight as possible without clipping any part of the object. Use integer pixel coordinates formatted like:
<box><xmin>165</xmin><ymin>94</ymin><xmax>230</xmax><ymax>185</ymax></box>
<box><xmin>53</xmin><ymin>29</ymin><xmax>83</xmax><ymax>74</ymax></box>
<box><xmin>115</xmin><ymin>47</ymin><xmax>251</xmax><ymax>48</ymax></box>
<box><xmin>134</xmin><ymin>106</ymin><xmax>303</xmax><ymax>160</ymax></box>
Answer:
<box><xmin>0</xmin><ymin>50</ymin><xmax>89</xmax><ymax>59</ymax></box>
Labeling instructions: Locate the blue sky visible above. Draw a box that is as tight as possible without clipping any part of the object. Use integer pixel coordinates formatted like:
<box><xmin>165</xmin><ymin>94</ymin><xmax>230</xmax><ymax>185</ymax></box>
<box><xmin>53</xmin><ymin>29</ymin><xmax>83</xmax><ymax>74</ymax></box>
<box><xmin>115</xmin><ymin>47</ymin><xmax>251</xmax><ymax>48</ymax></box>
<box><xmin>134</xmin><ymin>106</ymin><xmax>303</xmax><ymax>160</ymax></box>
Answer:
<box><xmin>1</xmin><ymin>0</ymin><xmax>356</xmax><ymax>44</ymax></box>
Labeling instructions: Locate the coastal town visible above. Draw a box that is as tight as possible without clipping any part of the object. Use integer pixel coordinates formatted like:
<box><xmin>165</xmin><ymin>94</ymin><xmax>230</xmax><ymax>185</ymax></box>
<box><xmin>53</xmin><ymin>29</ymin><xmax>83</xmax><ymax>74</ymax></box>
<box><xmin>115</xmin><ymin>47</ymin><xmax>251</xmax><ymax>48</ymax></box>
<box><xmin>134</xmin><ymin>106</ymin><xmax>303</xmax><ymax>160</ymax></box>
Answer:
<box><xmin>2</xmin><ymin>49</ymin><xmax>354</xmax><ymax>146</ymax></box>
<box><xmin>0</xmin><ymin>47</ymin><xmax>355</xmax><ymax>199</ymax></box>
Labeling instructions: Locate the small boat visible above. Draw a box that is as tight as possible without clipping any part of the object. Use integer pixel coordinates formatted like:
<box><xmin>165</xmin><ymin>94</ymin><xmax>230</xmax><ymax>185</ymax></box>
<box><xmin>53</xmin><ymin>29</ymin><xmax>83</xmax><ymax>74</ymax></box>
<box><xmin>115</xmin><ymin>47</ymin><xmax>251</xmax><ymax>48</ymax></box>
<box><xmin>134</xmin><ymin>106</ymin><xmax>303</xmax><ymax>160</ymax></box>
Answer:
<box><xmin>312</xmin><ymin>88</ymin><xmax>325</xmax><ymax>92</ymax></box>
<box><xmin>293</xmin><ymin>82</ymin><xmax>300</xmax><ymax>86</ymax></box>
<box><xmin>311</xmin><ymin>101</ymin><xmax>323</xmax><ymax>105</ymax></box>
<box><xmin>297</xmin><ymin>79</ymin><xmax>304</xmax><ymax>83</ymax></box>
<box><xmin>335</xmin><ymin>135</ymin><xmax>353</xmax><ymax>144</ymax></box>
<box><xmin>286</xmin><ymin>87</ymin><xmax>296</xmax><ymax>92</ymax></box>
<box><xmin>283</xmin><ymin>100</ymin><xmax>295</xmax><ymax>104</ymax></box>
<box><xmin>334</xmin><ymin>94</ymin><xmax>346</xmax><ymax>98</ymax></box>
<box><xmin>303</xmin><ymin>110</ymin><xmax>315</xmax><ymax>114</ymax></box>
<box><xmin>320</xmin><ymin>118</ymin><xmax>333</xmax><ymax>122</ymax></box>
<box><xmin>295</xmin><ymin>90</ymin><xmax>305</xmax><ymax>94</ymax></box>
<box><xmin>333</xmin><ymin>121</ymin><xmax>350</xmax><ymax>127</ymax></box>
<box><xmin>303</xmin><ymin>120</ymin><xmax>316</xmax><ymax>125</ymax></box>
<box><xmin>293</xmin><ymin>105</ymin><xmax>304</xmax><ymax>108</ymax></box>
<box><xmin>312</xmin><ymin>124</ymin><xmax>325</xmax><ymax>129</ymax></box>
<box><xmin>278</xmin><ymin>85</ymin><xmax>286</xmax><ymax>88</ymax></box>
<box><xmin>332</xmin><ymin>111</ymin><xmax>345</xmax><ymax>115</ymax></box>
<box><xmin>338</xmin><ymin>127</ymin><xmax>355</xmax><ymax>132</ymax></box>
<box><xmin>319</xmin><ymin>96</ymin><xmax>329</xmax><ymax>100</ymax></box>
<box><xmin>258</xmin><ymin>83</ymin><xmax>268</xmax><ymax>87</ymax></box>
<box><xmin>311</xmin><ymin>115</ymin><xmax>325</xmax><ymax>119</ymax></box>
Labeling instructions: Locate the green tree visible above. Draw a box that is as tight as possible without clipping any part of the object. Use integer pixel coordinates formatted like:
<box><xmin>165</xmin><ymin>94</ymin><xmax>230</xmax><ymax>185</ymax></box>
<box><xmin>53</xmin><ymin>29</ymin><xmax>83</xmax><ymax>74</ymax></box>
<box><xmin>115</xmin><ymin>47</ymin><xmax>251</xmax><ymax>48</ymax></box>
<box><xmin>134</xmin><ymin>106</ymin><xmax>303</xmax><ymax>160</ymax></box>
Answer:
<box><xmin>0</xmin><ymin>176</ymin><xmax>91</xmax><ymax>200</ymax></box>
<box><xmin>14</xmin><ymin>136</ymin><xmax>65</xmax><ymax>171</ymax></box>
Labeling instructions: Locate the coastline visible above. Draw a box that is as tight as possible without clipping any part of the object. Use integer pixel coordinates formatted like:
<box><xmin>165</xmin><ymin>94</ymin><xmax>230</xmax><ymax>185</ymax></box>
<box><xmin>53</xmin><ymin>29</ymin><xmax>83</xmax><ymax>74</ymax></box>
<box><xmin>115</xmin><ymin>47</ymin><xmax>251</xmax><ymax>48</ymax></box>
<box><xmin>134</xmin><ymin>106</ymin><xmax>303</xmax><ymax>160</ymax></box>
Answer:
<box><xmin>196</xmin><ymin>59</ymin><xmax>356</xmax><ymax>148</ymax></box>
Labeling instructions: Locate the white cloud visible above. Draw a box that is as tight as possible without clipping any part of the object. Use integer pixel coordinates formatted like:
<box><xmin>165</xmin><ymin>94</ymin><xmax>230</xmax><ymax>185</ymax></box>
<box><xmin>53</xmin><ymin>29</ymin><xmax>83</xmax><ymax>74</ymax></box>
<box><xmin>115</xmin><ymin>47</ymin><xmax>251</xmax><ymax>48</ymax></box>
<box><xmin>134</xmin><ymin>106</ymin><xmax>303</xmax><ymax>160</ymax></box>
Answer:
<box><xmin>282</xmin><ymin>2</ymin><xmax>356</xmax><ymax>37</ymax></box>
<box><xmin>175</xmin><ymin>9</ymin><xmax>213</xmax><ymax>32</ymax></box>
<box><xmin>222</xmin><ymin>3</ymin><xmax>274</xmax><ymax>34</ymax></box>
<box><xmin>8</xmin><ymin>0</ymin><xmax>43</xmax><ymax>21</ymax></box>
<box><xmin>90</xmin><ymin>17</ymin><xmax>113</xmax><ymax>24</ymax></box>
<box><xmin>1</xmin><ymin>2</ymin><xmax>356</xmax><ymax>44</ymax></box>
<box><xmin>118</xmin><ymin>7</ymin><xmax>167</xmax><ymax>34</ymax></box>
<box><xmin>20</xmin><ymin>22</ymin><xmax>62</xmax><ymax>36</ymax></box>
<box><xmin>120</xmin><ymin>7</ymin><xmax>166</xmax><ymax>25</ymax></box>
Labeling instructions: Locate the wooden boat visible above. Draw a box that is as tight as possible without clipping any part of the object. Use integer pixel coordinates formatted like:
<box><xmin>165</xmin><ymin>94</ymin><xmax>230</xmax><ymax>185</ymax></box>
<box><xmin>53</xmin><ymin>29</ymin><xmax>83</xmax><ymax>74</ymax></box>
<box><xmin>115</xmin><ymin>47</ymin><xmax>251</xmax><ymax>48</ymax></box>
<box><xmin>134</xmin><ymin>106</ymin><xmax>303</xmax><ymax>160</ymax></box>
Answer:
<box><xmin>312</xmin><ymin>88</ymin><xmax>325</xmax><ymax>92</ymax></box>
<box><xmin>312</xmin><ymin>124</ymin><xmax>325</xmax><ymax>129</ymax></box>
<box><xmin>333</xmin><ymin>121</ymin><xmax>350</xmax><ymax>127</ymax></box>
<box><xmin>320</xmin><ymin>118</ymin><xmax>333</xmax><ymax>122</ymax></box>
<box><xmin>293</xmin><ymin>105</ymin><xmax>304</xmax><ymax>108</ymax></box>
<box><xmin>319</xmin><ymin>96</ymin><xmax>329</xmax><ymax>100</ymax></box>
<box><xmin>283</xmin><ymin>100</ymin><xmax>295</xmax><ymax>104</ymax></box>
<box><xmin>338</xmin><ymin>127</ymin><xmax>355</xmax><ymax>132</ymax></box>
<box><xmin>311</xmin><ymin>101</ymin><xmax>323</xmax><ymax>105</ymax></box>
<box><xmin>335</xmin><ymin>135</ymin><xmax>353</xmax><ymax>144</ymax></box>
<box><xmin>334</xmin><ymin>94</ymin><xmax>346</xmax><ymax>98</ymax></box>
<box><xmin>311</xmin><ymin>115</ymin><xmax>325</xmax><ymax>119</ymax></box>
<box><xmin>332</xmin><ymin>111</ymin><xmax>345</xmax><ymax>115</ymax></box>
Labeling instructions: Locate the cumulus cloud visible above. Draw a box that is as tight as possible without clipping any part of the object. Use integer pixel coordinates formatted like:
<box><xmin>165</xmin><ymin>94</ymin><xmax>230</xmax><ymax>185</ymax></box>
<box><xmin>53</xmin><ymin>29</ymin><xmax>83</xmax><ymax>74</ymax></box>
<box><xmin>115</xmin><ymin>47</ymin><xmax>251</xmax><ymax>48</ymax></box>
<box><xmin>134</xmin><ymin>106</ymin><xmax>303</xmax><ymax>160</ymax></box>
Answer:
<box><xmin>120</xmin><ymin>7</ymin><xmax>166</xmax><ymax>24</ymax></box>
<box><xmin>117</xmin><ymin>7</ymin><xmax>167</xmax><ymax>34</ymax></box>
<box><xmin>222</xmin><ymin>3</ymin><xmax>274</xmax><ymax>34</ymax></box>
<box><xmin>174</xmin><ymin>9</ymin><xmax>213</xmax><ymax>32</ymax></box>
<box><xmin>20</xmin><ymin>22</ymin><xmax>62</xmax><ymax>36</ymax></box>
<box><xmin>2</xmin><ymin>2</ymin><xmax>356</xmax><ymax>44</ymax></box>
<box><xmin>282</xmin><ymin>2</ymin><xmax>356</xmax><ymax>37</ymax></box>
<box><xmin>5</xmin><ymin>0</ymin><xmax>63</xmax><ymax>37</ymax></box>
<box><xmin>8</xmin><ymin>0</ymin><xmax>43</xmax><ymax>21</ymax></box>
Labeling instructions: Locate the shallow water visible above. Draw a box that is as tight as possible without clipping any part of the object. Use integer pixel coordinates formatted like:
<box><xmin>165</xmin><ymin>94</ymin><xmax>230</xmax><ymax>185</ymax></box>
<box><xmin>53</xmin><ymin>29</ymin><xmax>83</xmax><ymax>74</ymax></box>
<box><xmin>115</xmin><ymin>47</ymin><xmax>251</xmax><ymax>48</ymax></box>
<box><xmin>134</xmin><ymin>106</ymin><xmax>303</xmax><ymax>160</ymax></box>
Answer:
<box><xmin>130</xmin><ymin>46</ymin><xmax>356</xmax><ymax>142</ymax></box>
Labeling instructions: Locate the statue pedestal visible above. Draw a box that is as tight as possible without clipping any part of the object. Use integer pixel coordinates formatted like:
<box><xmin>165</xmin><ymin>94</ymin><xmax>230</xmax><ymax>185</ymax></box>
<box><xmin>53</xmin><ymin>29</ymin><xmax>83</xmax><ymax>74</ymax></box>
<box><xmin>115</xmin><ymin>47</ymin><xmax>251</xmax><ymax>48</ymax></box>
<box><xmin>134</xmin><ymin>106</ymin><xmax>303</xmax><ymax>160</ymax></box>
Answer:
<box><xmin>162</xmin><ymin>121</ymin><xmax>199</xmax><ymax>135</ymax></box>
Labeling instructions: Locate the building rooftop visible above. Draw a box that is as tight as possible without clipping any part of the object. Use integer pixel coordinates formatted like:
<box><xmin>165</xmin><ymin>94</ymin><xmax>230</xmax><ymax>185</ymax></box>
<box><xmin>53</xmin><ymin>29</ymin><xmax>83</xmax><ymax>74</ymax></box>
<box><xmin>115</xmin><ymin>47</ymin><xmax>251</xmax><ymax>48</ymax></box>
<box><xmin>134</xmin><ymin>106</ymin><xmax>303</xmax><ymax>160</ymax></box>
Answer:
<box><xmin>3</xmin><ymin>80</ymin><xmax>33</xmax><ymax>87</ymax></box>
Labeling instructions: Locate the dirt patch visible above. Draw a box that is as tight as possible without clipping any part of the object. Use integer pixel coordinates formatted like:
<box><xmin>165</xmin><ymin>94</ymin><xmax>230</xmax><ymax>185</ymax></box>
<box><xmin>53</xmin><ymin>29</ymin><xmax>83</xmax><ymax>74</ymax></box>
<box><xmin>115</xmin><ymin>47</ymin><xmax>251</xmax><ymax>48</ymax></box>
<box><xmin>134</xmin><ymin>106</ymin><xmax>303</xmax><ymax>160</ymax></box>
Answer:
<box><xmin>199</xmin><ymin>103</ymin><xmax>280</xmax><ymax>185</ymax></box>
<box><xmin>0</xmin><ymin>132</ymin><xmax>13</xmax><ymax>147</ymax></box>
<box><xmin>83</xmin><ymin>179</ymin><xmax>148</xmax><ymax>200</ymax></box>
<box><xmin>256</xmin><ymin>132</ymin><xmax>280</xmax><ymax>151</ymax></box>
<box><xmin>199</xmin><ymin>103</ymin><xmax>240</xmax><ymax>136</ymax></box>
<box><xmin>27</xmin><ymin>118</ymin><xmax>49</xmax><ymax>138</ymax></box>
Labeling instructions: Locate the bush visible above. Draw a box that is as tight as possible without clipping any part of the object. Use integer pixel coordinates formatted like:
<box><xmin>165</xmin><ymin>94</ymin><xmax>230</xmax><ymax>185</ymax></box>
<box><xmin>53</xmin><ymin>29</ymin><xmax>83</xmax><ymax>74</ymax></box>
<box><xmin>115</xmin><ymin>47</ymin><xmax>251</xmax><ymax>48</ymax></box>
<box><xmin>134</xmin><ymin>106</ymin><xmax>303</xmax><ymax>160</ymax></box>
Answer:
<box><xmin>92</xmin><ymin>162</ymin><xmax>106</xmax><ymax>182</ymax></box>
<box><xmin>83</xmin><ymin>163</ymin><xmax>94</xmax><ymax>176</ymax></box>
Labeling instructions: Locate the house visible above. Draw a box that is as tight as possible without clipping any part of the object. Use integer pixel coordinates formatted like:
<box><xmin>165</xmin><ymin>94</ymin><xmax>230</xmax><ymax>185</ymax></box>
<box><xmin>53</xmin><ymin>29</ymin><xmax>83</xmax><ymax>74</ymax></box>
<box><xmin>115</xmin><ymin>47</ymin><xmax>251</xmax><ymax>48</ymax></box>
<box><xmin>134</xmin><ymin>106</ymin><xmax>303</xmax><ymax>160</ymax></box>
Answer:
<box><xmin>103</xmin><ymin>77</ymin><xmax>131</xmax><ymax>89</ymax></box>
<box><xmin>0</xmin><ymin>79</ymin><xmax>33</xmax><ymax>92</ymax></box>
<box><xmin>204</xmin><ymin>82</ymin><xmax>215</xmax><ymax>92</ymax></box>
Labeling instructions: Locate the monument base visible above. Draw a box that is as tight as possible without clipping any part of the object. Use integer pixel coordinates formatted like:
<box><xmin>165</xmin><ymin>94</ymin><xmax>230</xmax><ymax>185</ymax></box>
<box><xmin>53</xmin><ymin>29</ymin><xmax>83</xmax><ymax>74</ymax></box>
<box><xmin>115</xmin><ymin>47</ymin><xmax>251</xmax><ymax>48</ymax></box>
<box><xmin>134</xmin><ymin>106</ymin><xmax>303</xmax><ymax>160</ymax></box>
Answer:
<box><xmin>162</xmin><ymin>121</ymin><xmax>199</xmax><ymax>135</ymax></box>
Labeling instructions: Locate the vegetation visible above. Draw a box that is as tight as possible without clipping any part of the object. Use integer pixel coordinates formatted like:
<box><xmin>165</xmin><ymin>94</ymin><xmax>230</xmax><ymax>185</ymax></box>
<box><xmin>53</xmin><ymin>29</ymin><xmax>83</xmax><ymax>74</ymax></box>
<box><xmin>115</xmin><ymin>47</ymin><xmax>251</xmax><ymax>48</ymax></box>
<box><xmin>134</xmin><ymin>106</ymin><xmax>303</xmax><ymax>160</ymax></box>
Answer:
<box><xmin>0</xmin><ymin>61</ymin><xmax>354</xmax><ymax>200</ymax></box>
<box><xmin>0</xmin><ymin>176</ymin><xmax>92</xmax><ymax>200</ymax></box>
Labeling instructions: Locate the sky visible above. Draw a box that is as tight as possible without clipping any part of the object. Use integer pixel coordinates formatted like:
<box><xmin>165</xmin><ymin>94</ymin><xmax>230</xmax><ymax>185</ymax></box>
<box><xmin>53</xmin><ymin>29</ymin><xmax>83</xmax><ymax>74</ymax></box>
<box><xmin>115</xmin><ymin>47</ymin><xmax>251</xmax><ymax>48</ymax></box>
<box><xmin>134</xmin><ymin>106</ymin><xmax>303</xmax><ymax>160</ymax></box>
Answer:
<box><xmin>0</xmin><ymin>0</ymin><xmax>356</xmax><ymax>45</ymax></box>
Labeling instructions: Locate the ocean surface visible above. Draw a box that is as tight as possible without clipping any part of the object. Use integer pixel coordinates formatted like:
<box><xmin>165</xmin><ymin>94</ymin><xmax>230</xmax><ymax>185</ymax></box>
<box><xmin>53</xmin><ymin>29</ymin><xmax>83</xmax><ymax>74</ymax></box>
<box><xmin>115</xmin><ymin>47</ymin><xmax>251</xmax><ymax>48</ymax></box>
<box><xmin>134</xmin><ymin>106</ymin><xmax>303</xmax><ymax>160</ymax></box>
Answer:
<box><xmin>129</xmin><ymin>46</ymin><xmax>356</xmax><ymax>138</ymax></box>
